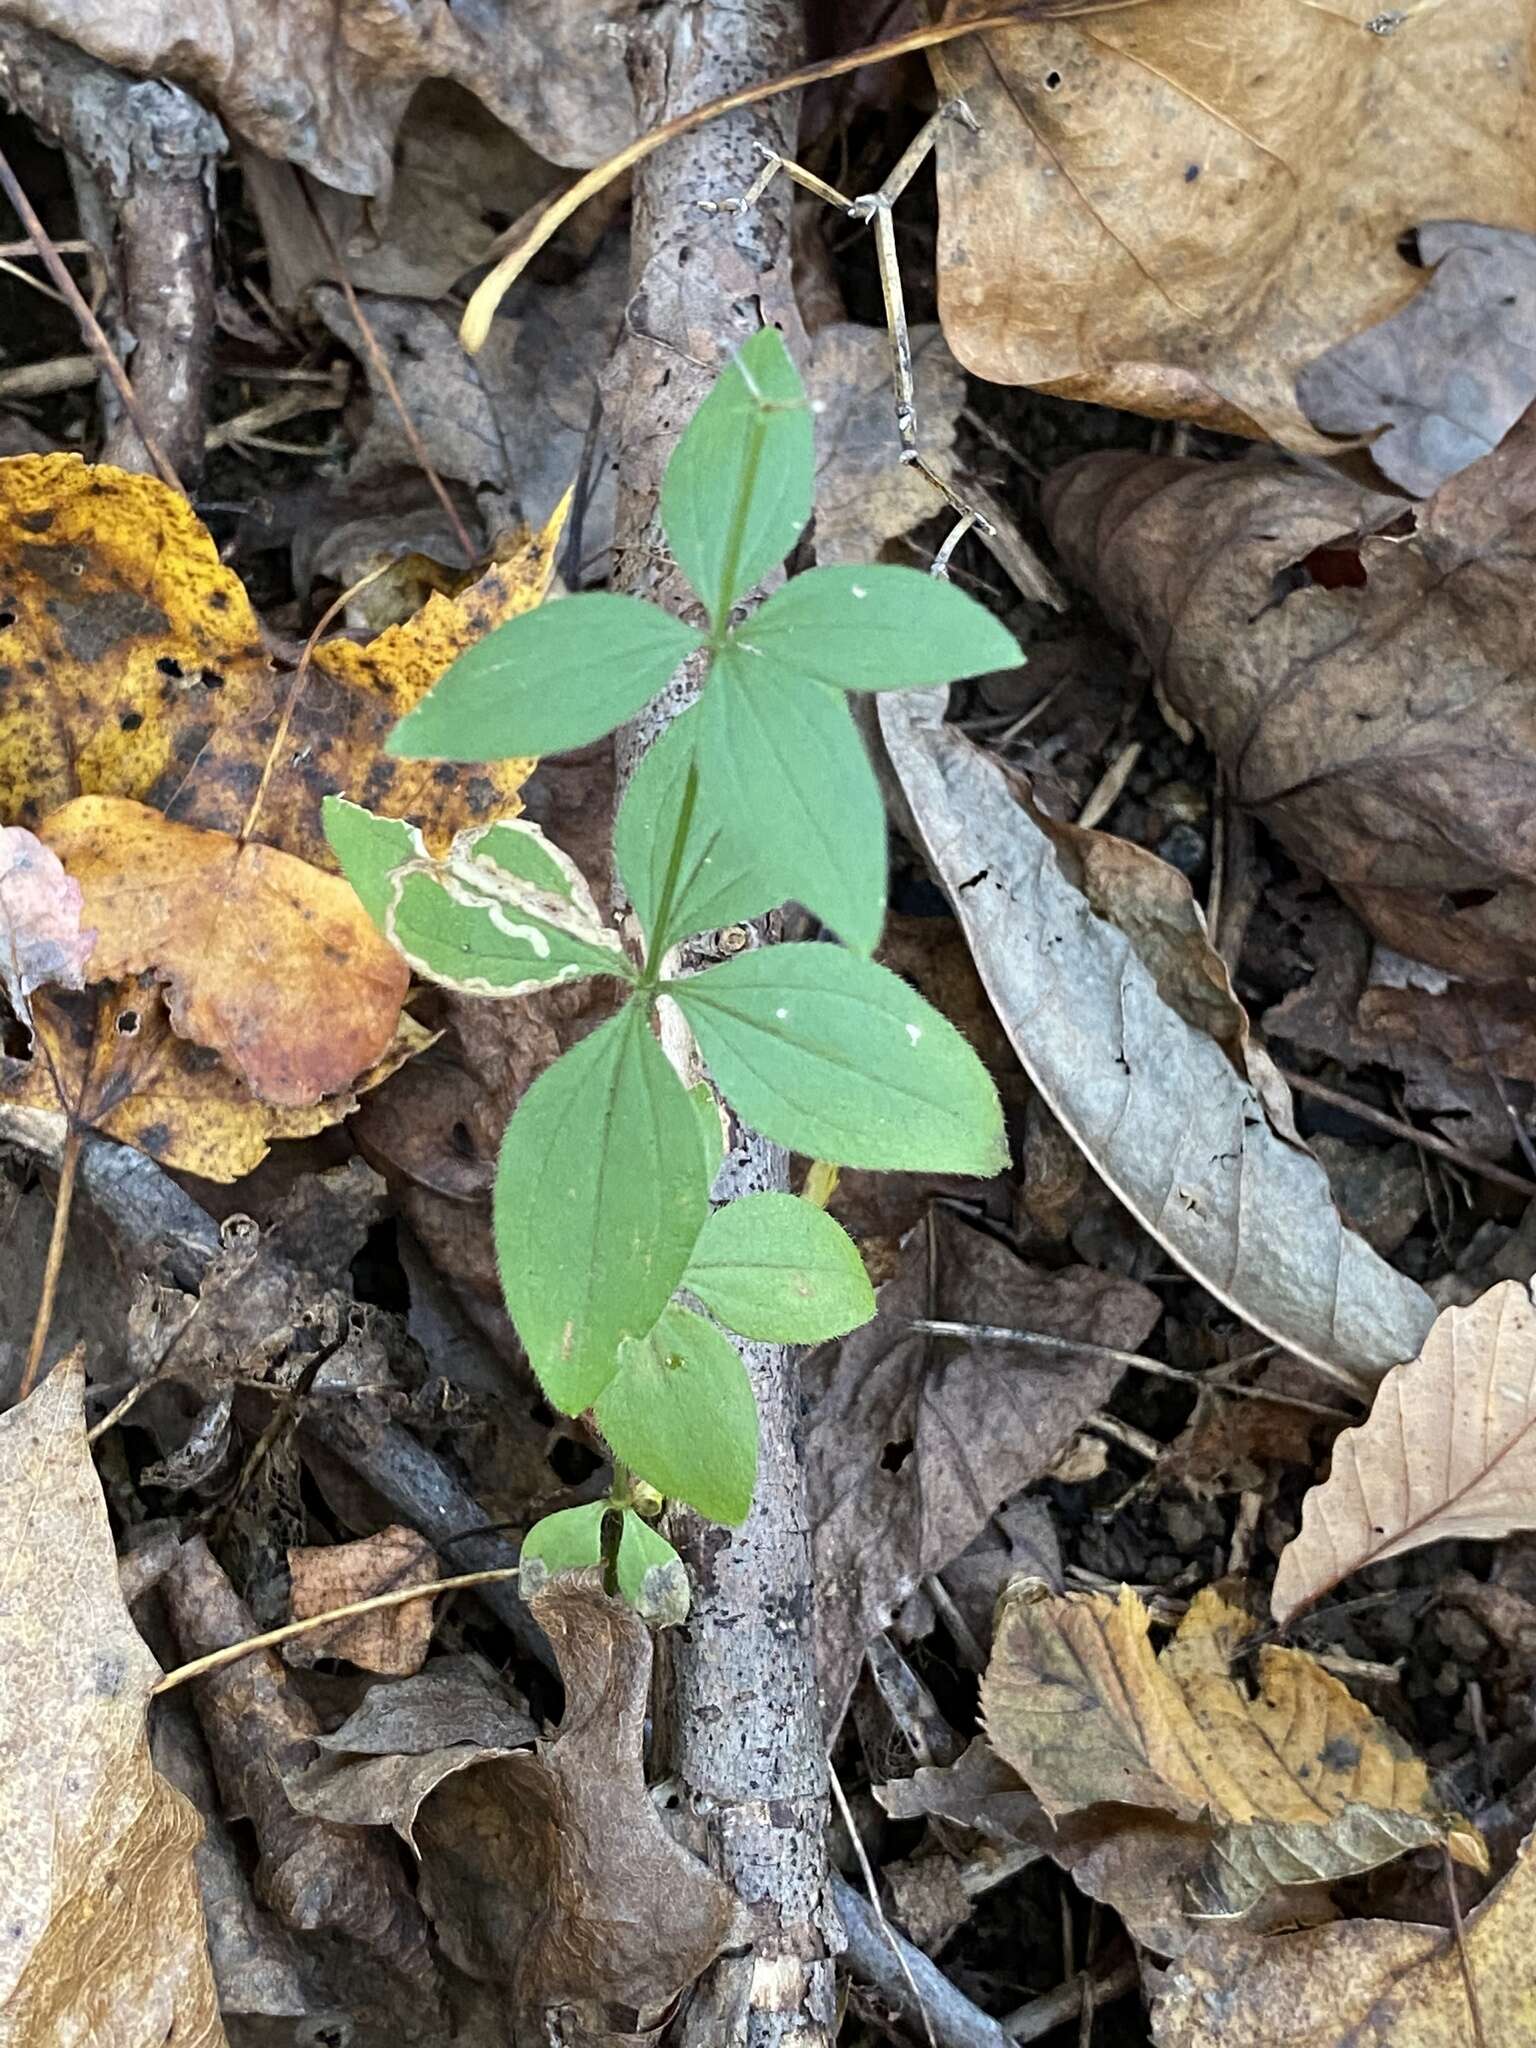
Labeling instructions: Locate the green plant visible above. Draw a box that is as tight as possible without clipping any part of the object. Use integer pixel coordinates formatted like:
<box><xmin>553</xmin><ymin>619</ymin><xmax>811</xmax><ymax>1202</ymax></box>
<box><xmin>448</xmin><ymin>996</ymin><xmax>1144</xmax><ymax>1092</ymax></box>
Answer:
<box><xmin>325</xmin><ymin>327</ymin><xmax>1020</xmax><ymax>1615</ymax></box>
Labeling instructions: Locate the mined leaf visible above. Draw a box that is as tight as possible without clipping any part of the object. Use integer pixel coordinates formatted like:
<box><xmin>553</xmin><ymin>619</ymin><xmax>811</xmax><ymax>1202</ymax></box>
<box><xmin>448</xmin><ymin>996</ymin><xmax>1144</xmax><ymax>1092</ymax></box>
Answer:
<box><xmin>880</xmin><ymin>687</ymin><xmax>1435</xmax><ymax>1384</ymax></box>
<box><xmin>40</xmin><ymin>796</ymin><xmax>409</xmax><ymax>1108</ymax></box>
<box><xmin>1042</xmin><ymin>426</ymin><xmax>1536</xmax><ymax>982</ymax></box>
<box><xmin>682</xmin><ymin>1191</ymin><xmax>874</xmax><ymax>1342</ymax></box>
<box><xmin>614</xmin><ymin>707</ymin><xmax>779</xmax><ymax>952</ymax></box>
<box><xmin>673</xmin><ymin>942</ymin><xmax>1007</xmax><ymax>1174</ymax></box>
<box><xmin>413</xmin><ymin>1576</ymin><xmax>740</xmax><ymax>2032</ymax></box>
<box><xmin>387</xmin><ymin>592</ymin><xmax>704</xmax><ymax>762</ymax></box>
<box><xmin>693</xmin><ymin>647</ymin><xmax>890</xmax><ymax>951</ymax></box>
<box><xmin>0</xmin><ymin>454</ymin><xmax>553</xmax><ymax>860</ymax></box>
<box><xmin>7</xmin><ymin>0</ymin><xmax>641</xmax><ymax>192</ymax></box>
<box><xmin>983</xmin><ymin>1581</ymin><xmax>1484</xmax><ymax>1918</ymax></box>
<box><xmin>1298</xmin><ymin>221</ymin><xmax>1536</xmax><ymax>495</ymax></box>
<box><xmin>0</xmin><ymin>1360</ymin><xmax>223</xmax><ymax>2045</ymax></box>
<box><xmin>737</xmin><ymin>563</ymin><xmax>1022</xmax><ymax>691</ymax></box>
<box><xmin>934</xmin><ymin>0</ymin><xmax>1536</xmax><ymax>446</ymax></box>
<box><xmin>0</xmin><ymin>980</ymin><xmax>426</xmax><ymax>1182</ymax></box>
<box><xmin>321</xmin><ymin>796</ymin><xmax>424</xmax><ymax>933</ymax></box>
<box><xmin>518</xmin><ymin>1503</ymin><xmax>608</xmax><ymax>1599</ymax></box>
<box><xmin>614</xmin><ymin>1511</ymin><xmax>690</xmax><ymax>1626</ymax></box>
<box><xmin>285</xmin><ymin>1527</ymin><xmax>441</xmax><ymax>1675</ymax></box>
<box><xmin>1152</xmin><ymin>1825</ymin><xmax>1536</xmax><ymax>2048</ymax></box>
<box><xmin>494</xmin><ymin>1006</ymin><xmax>710</xmax><ymax>1413</ymax></box>
<box><xmin>1274</xmin><ymin>1283</ymin><xmax>1536</xmax><ymax>1625</ymax></box>
<box><xmin>806</xmin><ymin>1208</ymin><xmax>1159</xmax><ymax>1731</ymax></box>
<box><xmin>661</xmin><ymin>324</ymin><xmax>813</xmax><ymax>629</ymax></box>
<box><xmin>0</xmin><ymin>824</ymin><xmax>93</xmax><ymax>1022</ymax></box>
<box><xmin>385</xmin><ymin>816</ymin><xmax>632</xmax><ymax>996</ymax></box>
<box><xmin>597</xmin><ymin>1304</ymin><xmax>758</xmax><ymax>1525</ymax></box>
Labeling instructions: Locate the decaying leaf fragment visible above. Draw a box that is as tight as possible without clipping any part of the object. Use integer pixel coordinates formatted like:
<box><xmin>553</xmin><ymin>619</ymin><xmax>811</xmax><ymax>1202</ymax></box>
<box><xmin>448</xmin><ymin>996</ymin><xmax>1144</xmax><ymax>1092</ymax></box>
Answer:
<box><xmin>285</xmin><ymin>1527</ymin><xmax>441</xmax><ymax>1674</ymax></box>
<box><xmin>982</xmin><ymin>1581</ymin><xmax>1484</xmax><ymax>1918</ymax></box>
<box><xmin>0</xmin><ymin>1359</ymin><xmax>224</xmax><ymax>2046</ymax></box>
<box><xmin>934</xmin><ymin>0</ymin><xmax>1536</xmax><ymax>446</ymax></box>
<box><xmin>879</xmin><ymin>688</ymin><xmax>1434</xmax><ymax>1385</ymax></box>
<box><xmin>413</xmin><ymin>1574</ymin><xmax>742</xmax><ymax>2033</ymax></box>
<box><xmin>0</xmin><ymin>824</ymin><xmax>92</xmax><ymax>1023</ymax></box>
<box><xmin>38</xmin><ymin>797</ymin><xmax>409</xmax><ymax>1108</ymax></box>
<box><xmin>1042</xmin><ymin>423</ymin><xmax>1536</xmax><ymax>983</ymax></box>
<box><xmin>1153</xmin><ymin>1826</ymin><xmax>1536</xmax><ymax>2047</ymax></box>
<box><xmin>1274</xmin><ymin>1282</ymin><xmax>1536</xmax><ymax>1624</ymax></box>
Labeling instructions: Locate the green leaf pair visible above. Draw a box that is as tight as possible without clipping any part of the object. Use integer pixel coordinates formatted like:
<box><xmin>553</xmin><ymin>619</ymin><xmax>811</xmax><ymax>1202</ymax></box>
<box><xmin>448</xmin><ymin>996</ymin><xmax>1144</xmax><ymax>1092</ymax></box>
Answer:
<box><xmin>520</xmin><ymin>1502</ymin><xmax>690</xmax><ymax>1627</ymax></box>
<box><xmin>383</xmin><ymin>327</ymin><xmax>1020</xmax><ymax>955</ymax></box>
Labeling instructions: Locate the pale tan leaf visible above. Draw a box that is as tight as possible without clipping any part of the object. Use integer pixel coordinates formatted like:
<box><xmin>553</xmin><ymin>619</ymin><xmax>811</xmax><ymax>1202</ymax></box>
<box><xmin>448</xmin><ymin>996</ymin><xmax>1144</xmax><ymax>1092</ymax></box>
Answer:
<box><xmin>879</xmin><ymin>687</ymin><xmax>1435</xmax><ymax>1385</ymax></box>
<box><xmin>1273</xmin><ymin>1282</ymin><xmax>1536</xmax><ymax>1624</ymax></box>
<box><xmin>935</xmin><ymin>0</ymin><xmax>1536</xmax><ymax>447</ymax></box>
<box><xmin>982</xmin><ymin>1581</ymin><xmax>1483</xmax><ymax>1918</ymax></box>
<box><xmin>0</xmin><ymin>825</ymin><xmax>93</xmax><ymax>1022</ymax></box>
<box><xmin>1153</xmin><ymin>1825</ymin><xmax>1536</xmax><ymax>2047</ymax></box>
<box><xmin>285</xmin><ymin>1527</ymin><xmax>441</xmax><ymax>1675</ymax></box>
<box><xmin>0</xmin><ymin>1359</ymin><xmax>224</xmax><ymax>2047</ymax></box>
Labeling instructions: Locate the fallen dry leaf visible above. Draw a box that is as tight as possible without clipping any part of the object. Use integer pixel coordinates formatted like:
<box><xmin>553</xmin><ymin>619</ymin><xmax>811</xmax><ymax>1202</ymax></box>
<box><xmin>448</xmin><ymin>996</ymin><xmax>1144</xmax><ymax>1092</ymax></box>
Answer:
<box><xmin>879</xmin><ymin>687</ymin><xmax>1435</xmax><ymax>1384</ymax></box>
<box><xmin>0</xmin><ymin>822</ymin><xmax>92</xmax><ymax>1021</ymax></box>
<box><xmin>983</xmin><ymin>1582</ymin><xmax>1484</xmax><ymax>1918</ymax></box>
<box><xmin>1273</xmin><ymin>1282</ymin><xmax>1536</xmax><ymax>1625</ymax></box>
<box><xmin>160</xmin><ymin>1535</ymin><xmax>440</xmax><ymax>2021</ymax></box>
<box><xmin>38</xmin><ymin>797</ymin><xmax>408</xmax><ymax>1108</ymax></box>
<box><xmin>413</xmin><ymin>1574</ymin><xmax>742</xmax><ymax>2034</ymax></box>
<box><xmin>804</xmin><ymin>1205</ymin><xmax>1160</xmax><ymax>1733</ymax></box>
<box><xmin>1152</xmin><ymin>1824</ymin><xmax>1536</xmax><ymax>2047</ymax></box>
<box><xmin>1298</xmin><ymin>222</ymin><xmax>1536</xmax><ymax>496</ymax></box>
<box><xmin>8</xmin><ymin>0</ymin><xmax>640</xmax><ymax>192</ymax></box>
<box><xmin>934</xmin><ymin>1</ymin><xmax>1536</xmax><ymax>446</ymax></box>
<box><xmin>0</xmin><ymin>1359</ymin><xmax>224</xmax><ymax>2046</ymax></box>
<box><xmin>1042</xmin><ymin>424</ymin><xmax>1536</xmax><ymax>983</ymax></box>
<box><xmin>0</xmin><ymin>981</ymin><xmax>426</xmax><ymax>1181</ymax></box>
<box><xmin>286</xmin><ymin>1526</ymin><xmax>441</xmax><ymax>1674</ymax></box>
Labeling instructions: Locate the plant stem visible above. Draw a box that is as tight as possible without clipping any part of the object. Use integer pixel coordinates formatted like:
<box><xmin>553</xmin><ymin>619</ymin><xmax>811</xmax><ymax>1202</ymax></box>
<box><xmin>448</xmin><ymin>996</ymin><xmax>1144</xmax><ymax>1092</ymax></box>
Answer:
<box><xmin>17</xmin><ymin>1118</ymin><xmax>81</xmax><ymax>1401</ymax></box>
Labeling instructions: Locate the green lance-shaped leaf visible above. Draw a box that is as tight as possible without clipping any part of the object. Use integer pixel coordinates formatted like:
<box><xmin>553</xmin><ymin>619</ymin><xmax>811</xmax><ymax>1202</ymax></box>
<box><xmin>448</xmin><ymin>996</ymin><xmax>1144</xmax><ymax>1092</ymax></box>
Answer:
<box><xmin>734</xmin><ymin>563</ymin><xmax>1023</xmax><ymax>692</ymax></box>
<box><xmin>691</xmin><ymin>644</ymin><xmax>888</xmax><ymax>952</ymax></box>
<box><xmin>388</xmin><ymin>815</ymin><xmax>632</xmax><ymax>995</ymax></box>
<box><xmin>614</xmin><ymin>707</ymin><xmax>784</xmax><ymax>957</ymax></box>
<box><xmin>615</xmin><ymin>1511</ymin><xmax>690</xmax><ymax>1626</ymax></box>
<box><xmin>323</xmin><ymin>796</ymin><xmax>426</xmax><ymax>932</ymax></box>
<box><xmin>596</xmin><ymin>1305</ymin><xmax>758</xmax><ymax>1526</ymax></box>
<box><xmin>518</xmin><ymin>1502</ymin><xmax>608</xmax><ymax>1598</ymax></box>
<box><xmin>495</xmin><ymin>1006</ymin><xmax>711</xmax><ymax>1413</ymax></box>
<box><xmin>670</xmin><ymin>943</ymin><xmax>1007</xmax><ymax>1175</ymax></box>
<box><xmin>660</xmin><ymin>326</ymin><xmax>813</xmax><ymax>632</ymax></box>
<box><xmin>681</xmin><ymin>1191</ymin><xmax>874</xmax><ymax>1343</ymax></box>
<box><xmin>386</xmin><ymin>592</ymin><xmax>704</xmax><ymax>761</ymax></box>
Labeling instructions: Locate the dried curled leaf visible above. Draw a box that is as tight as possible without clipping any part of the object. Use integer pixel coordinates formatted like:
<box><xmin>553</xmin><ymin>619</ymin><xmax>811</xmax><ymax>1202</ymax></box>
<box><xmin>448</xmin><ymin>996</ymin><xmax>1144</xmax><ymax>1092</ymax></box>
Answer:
<box><xmin>0</xmin><ymin>453</ymin><xmax>551</xmax><ymax>859</ymax></box>
<box><xmin>1041</xmin><ymin>424</ymin><xmax>1536</xmax><ymax>983</ymax></box>
<box><xmin>0</xmin><ymin>1360</ymin><xmax>223</xmax><ymax>2045</ymax></box>
<box><xmin>879</xmin><ymin>688</ymin><xmax>1434</xmax><ymax>1385</ymax></box>
<box><xmin>1153</xmin><ymin>1826</ymin><xmax>1536</xmax><ymax>2047</ymax></box>
<box><xmin>38</xmin><ymin>797</ymin><xmax>409</xmax><ymax>1108</ymax></box>
<box><xmin>935</xmin><ymin>0</ymin><xmax>1536</xmax><ymax>445</ymax></box>
<box><xmin>983</xmin><ymin>1581</ymin><xmax>1483</xmax><ymax>1918</ymax></box>
<box><xmin>1274</xmin><ymin>1282</ymin><xmax>1536</xmax><ymax>1624</ymax></box>
<box><xmin>286</xmin><ymin>1527</ymin><xmax>441</xmax><ymax>1675</ymax></box>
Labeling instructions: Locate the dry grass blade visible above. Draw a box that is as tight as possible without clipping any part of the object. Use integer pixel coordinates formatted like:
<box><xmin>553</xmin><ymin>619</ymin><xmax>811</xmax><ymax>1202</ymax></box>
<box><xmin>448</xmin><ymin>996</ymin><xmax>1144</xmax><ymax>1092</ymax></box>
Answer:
<box><xmin>1273</xmin><ymin>1282</ymin><xmax>1536</xmax><ymax>1625</ymax></box>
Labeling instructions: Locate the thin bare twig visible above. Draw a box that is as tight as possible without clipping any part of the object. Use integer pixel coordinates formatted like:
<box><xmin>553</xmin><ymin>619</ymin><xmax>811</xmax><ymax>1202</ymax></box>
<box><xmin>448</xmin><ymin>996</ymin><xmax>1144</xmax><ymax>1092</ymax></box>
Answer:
<box><xmin>0</xmin><ymin>142</ymin><xmax>182</xmax><ymax>492</ymax></box>
<box><xmin>1443</xmin><ymin>1841</ymin><xmax>1489</xmax><ymax>2048</ymax></box>
<box><xmin>16</xmin><ymin>1120</ymin><xmax>81</xmax><ymax>1403</ymax></box>
<box><xmin>1277</xmin><ymin>1067</ymin><xmax>1536</xmax><ymax>1200</ymax></box>
<box><xmin>829</xmin><ymin>1759</ymin><xmax>937</xmax><ymax>2048</ymax></box>
<box><xmin>152</xmin><ymin>1565</ymin><xmax>524</xmax><ymax>1694</ymax></box>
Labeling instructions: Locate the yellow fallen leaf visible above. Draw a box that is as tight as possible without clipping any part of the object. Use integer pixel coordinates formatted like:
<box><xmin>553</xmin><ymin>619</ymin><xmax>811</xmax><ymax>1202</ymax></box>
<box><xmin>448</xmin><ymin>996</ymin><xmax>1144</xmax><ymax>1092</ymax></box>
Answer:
<box><xmin>1274</xmin><ymin>1282</ymin><xmax>1536</xmax><ymax>1624</ymax></box>
<box><xmin>0</xmin><ymin>1357</ymin><xmax>224</xmax><ymax>2045</ymax></box>
<box><xmin>0</xmin><ymin>982</ymin><xmax>429</xmax><ymax>1182</ymax></box>
<box><xmin>38</xmin><ymin>796</ymin><xmax>409</xmax><ymax>1108</ymax></box>
<box><xmin>1154</xmin><ymin>1825</ymin><xmax>1536</xmax><ymax>2047</ymax></box>
<box><xmin>983</xmin><ymin>1581</ymin><xmax>1483</xmax><ymax>1917</ymax></box>
<box><xmin>0</xmin><ymin>452</ymin><xmax>555</xmax><ymax>858</ymax></box>
<box><xmin>935</xmin><ymin>0</ymin><xmax>1536</xmax><ymax>445</ymax></box>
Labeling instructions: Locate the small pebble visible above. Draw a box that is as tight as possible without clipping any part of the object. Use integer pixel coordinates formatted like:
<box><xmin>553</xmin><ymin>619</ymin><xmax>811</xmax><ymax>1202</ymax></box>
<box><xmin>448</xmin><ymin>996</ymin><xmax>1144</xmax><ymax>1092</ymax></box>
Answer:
<box><xmin>1157</xmin><ymin>822</ymin><xmax>1206</xmax><ymax>875</ymax></box>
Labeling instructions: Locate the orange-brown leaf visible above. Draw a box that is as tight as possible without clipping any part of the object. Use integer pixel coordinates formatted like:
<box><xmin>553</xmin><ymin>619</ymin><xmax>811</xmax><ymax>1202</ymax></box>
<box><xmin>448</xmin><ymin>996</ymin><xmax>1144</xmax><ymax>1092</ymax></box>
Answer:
<box><xmin>39</xmin><ymin>797</ymin><xmax>409</xmax><ymax>1107</ymax></box>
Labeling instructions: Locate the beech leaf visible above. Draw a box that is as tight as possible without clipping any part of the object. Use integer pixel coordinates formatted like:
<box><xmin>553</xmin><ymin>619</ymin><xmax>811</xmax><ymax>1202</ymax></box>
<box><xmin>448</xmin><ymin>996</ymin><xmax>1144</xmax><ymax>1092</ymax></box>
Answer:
<box><xmin>879</xmin><ymin>686</ymin><xmax>1434</xmax><ymax>1386</ymax></box>
<box><xmin>1273</xmin><ymin>1282</ymin><xmax>1536</xmax><ymax>1625</ymax></box>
